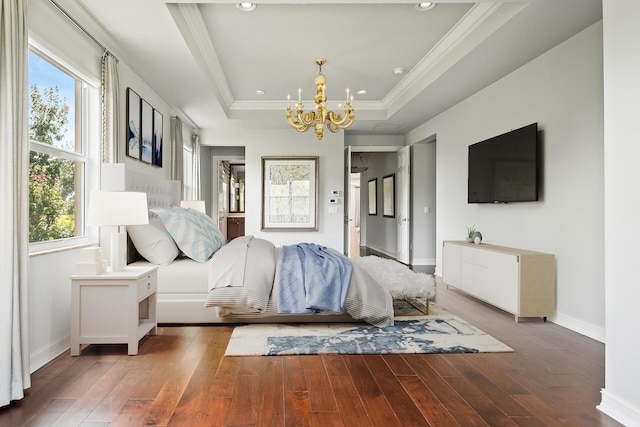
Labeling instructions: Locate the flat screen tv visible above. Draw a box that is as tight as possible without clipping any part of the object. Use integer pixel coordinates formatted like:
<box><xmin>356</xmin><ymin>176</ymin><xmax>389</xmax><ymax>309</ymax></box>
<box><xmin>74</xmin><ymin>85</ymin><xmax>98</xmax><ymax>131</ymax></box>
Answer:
<box><xmin>468</xmin><ymin>123</ymin><xmax>539</xmax><ymax>203</ymax></box>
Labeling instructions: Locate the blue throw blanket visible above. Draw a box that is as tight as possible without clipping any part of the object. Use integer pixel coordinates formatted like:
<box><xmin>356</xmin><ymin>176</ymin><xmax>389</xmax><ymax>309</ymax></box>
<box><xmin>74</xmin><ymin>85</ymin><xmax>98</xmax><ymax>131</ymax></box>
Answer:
<box><xmin>277</xmin><ymin>243</ymin><xmax>353</xmax><ymax>314</ymax></box>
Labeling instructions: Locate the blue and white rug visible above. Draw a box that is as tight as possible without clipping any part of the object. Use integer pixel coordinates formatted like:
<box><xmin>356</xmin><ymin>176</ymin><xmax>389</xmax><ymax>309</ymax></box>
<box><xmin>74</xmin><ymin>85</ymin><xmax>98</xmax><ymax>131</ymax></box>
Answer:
<box><xmin>224</xmin><ymin>306</ymin><xmax>512</xmax><ymax>356</ymax></box>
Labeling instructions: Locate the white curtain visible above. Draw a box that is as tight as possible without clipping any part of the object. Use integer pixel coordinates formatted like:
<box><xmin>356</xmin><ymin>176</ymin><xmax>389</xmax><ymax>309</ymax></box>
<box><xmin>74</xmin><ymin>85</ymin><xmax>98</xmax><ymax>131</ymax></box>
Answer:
<box><xmin>0</xmin><ymin>0</ymin><xmax>31</xmax><ymax>407</ymax></box>
<box><xmin>101</xmin><ymin>51</ymin><xmax>121</xmax><ymax>163</ymax></box>
<box><xmin>192</xmin><ymin>134</ymin><xmax>201</xmax><ymax>200</ymax></box>
<box><xmin>170</xmin><ymin>117</ymin><xmax>183</xmax><ymax>182</ymax></box>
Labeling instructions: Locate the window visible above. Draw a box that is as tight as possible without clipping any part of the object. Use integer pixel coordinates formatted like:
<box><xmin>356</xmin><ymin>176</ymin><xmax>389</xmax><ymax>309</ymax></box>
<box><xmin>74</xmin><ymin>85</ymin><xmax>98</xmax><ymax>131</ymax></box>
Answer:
<box><xmin>28</xmin><ymin>49</ymin><xmax>88</xmax><ymax>248</ymax></box>
<box><xmin>183</xmin><ymin>144</ymin><xmax>193</xmax><ymax>199</ymax></box>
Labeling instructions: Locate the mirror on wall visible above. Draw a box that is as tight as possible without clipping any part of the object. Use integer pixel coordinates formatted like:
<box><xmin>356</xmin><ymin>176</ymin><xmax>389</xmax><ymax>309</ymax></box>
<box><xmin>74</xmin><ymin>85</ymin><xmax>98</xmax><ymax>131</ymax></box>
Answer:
<box><xmin>229</xmin><ymin>163</ymin><xmax>245</xmax><ymax>213</ymax></box>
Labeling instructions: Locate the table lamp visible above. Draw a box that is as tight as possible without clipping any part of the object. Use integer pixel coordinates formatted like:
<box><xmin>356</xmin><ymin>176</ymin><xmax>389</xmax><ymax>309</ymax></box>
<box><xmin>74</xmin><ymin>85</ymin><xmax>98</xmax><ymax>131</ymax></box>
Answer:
<box><xmin>180</xmin><ymin>200</ymin><xmax>206</xmax><ymax>214</ymax></box>
<box><xmin>88</xmin><ymin>191</ymin><xmax>149</xmax><ymax>272</ymax></box>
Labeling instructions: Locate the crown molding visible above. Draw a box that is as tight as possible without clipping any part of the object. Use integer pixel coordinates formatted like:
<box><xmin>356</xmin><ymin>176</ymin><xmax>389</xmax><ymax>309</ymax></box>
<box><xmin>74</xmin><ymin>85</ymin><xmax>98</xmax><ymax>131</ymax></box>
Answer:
<box><xmin>384</xmin><ymin>1</ymin><xmax>529</xmax><ymax>116</ymax></box>
<box><xmin>170</xmin><ymin>3</ymin><xmax>235</xmax><ymax>116</ymax></box>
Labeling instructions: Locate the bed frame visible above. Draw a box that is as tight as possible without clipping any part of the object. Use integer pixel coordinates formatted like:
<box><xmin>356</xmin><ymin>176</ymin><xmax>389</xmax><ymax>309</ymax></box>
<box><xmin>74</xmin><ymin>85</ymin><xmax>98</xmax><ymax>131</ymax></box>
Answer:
<box><xmin>125</xmin><ymin>169</ymin><xmax>359</xmax><ymax>324</ymax></box>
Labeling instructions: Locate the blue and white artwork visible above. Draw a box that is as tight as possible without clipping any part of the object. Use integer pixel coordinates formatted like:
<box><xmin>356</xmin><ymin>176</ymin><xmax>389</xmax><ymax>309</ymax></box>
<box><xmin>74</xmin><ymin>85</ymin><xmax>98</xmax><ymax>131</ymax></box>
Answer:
<box><xmin>126</xmin><ymin>88</ymin><xmax>141</xmax><ymax>159</ymax></box>
<box><xmin>153</xmin><ymin>109</ymin><xmax>163</xmax><ymax>167</ymax></box>
<box><xmin>141</xmin><ymin>99</ymin><xmax>153</xmax><ymax>163</ymax></box>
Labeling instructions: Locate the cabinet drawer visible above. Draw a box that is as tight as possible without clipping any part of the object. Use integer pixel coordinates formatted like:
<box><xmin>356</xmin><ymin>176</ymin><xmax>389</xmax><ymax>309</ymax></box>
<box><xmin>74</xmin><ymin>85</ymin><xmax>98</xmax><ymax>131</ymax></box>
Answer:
<box><xmin>460</xmin><ymin>246</ymin><xmax>518</xmax><ymax>313</ymax></box>
<box><xmin>137</xmin><ymin>271</ymin><xmax>157</xmax><ymax>300</ymax></box>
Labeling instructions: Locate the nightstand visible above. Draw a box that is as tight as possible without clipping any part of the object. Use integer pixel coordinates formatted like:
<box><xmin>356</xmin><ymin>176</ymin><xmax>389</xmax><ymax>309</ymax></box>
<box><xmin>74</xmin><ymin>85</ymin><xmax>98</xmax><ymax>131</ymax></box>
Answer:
<box><xmin>70</xmin><ymin>264</ymin><xmax>158</xmax><ymax>356</ymax></box>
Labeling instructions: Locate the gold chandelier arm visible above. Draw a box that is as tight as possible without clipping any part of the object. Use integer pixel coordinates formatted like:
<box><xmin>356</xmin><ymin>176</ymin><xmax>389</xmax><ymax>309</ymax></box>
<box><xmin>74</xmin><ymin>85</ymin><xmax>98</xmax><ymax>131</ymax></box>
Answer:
<box><xmin>286</xmin><ymin>107</ymin><xmax>312</xmax><ymax>132</ymax></box>
<box><xmin>327</xmin><ymin>109</ymin><xmax>355</xmax><ymax>128</ymax></box>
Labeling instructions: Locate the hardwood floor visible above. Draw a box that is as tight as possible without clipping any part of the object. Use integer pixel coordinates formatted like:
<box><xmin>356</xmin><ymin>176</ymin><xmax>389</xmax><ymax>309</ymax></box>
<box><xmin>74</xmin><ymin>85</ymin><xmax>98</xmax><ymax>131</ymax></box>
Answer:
<box><xmin>0</xmin><ymin>277</ymin><xmax>621</xmax><ymax>426</ymax></box>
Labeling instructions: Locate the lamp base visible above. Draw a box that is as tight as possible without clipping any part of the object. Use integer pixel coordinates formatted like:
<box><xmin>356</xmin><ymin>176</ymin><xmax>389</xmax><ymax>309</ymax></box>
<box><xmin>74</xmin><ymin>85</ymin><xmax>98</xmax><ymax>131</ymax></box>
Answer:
<box><xmin>110</xmin><ymin>231</ymin><xmax>127</xmax><ymax>272</ymax></box>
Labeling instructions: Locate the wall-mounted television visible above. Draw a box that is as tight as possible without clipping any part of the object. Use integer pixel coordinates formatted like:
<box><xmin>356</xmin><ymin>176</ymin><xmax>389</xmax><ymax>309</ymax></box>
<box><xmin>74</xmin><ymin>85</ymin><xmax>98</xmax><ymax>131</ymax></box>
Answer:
<box><xmin>468</xmin><ymin>123</ymin><xmax>539</xmax><ymax>203</ymax></box>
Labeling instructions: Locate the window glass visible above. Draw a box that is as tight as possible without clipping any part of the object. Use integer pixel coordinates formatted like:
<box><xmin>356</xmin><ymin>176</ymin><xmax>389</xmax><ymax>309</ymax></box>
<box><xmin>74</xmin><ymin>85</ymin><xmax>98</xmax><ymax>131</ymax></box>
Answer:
<box><xmin>28</xmin><ymin>49</ymin><xmax>87</xmax><ymax>245</ymax></box>
<box><xmin>183</xmin><ymin>146</ymin><xmax>193</xmax><ymax>199</ymax></box>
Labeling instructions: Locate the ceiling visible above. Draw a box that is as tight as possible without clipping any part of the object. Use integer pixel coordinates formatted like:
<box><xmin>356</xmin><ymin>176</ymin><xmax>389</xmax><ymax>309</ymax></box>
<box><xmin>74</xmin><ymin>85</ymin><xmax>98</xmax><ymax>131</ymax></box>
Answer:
<box><xmin>72</xmin><ymin>0</ymin><xmax>602</xmax><ymax>140</ymax></box>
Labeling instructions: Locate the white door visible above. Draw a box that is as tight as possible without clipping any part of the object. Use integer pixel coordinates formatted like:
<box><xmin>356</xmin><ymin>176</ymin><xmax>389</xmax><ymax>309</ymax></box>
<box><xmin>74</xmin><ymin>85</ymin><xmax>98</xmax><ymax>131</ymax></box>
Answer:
<box><xmin>343</xmin><ymin>146</ymin><xmax>352</xmax><ymax>257</ymax></box>
<box><xmin>397</xmin><ymin>146</ymin><xmax>411</xmax><ymax>264</ymax></box>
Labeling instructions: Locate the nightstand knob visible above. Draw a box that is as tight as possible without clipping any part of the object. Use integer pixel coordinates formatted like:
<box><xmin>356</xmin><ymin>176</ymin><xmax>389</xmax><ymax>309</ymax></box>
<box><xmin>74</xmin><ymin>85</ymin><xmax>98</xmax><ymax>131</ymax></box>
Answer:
<box><xmin>147</xmin><ymin>282</ymin><xmax>151</xmax><ymax>290</ymax></box>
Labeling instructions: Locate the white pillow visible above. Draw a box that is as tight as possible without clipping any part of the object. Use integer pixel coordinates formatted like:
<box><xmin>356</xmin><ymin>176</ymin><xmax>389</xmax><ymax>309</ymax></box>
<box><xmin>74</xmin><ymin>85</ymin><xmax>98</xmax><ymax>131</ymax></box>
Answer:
<box><xmin>151</xmin><ymin>207</ymin><xmax>225</xmax><ymax>262</ymax></box>
<box><xmin>128</xmin><ymin>216</ymin><xmax>180</xmax><ymax>265</ymax></box>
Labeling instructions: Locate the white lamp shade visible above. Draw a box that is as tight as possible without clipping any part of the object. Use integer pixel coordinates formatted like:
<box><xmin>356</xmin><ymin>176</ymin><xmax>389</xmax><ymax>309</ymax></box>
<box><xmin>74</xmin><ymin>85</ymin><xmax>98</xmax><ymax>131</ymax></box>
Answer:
<box><xmin>88</xmin><ymin>191</ymin><xmax>149</xmax><ymax>226</ymax></box>
<box><xmin>180</xmin><ymin>200</ymin><xmax>206</xmax><ymax>214</ymax></box>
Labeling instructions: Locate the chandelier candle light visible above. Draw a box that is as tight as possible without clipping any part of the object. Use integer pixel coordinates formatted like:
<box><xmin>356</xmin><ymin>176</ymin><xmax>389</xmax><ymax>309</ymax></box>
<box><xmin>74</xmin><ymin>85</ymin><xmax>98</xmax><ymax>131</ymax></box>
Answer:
<box><xmin>286</xmin><ymin>59</ymin><xmax>355</xmax><ymax>140</ymax></box>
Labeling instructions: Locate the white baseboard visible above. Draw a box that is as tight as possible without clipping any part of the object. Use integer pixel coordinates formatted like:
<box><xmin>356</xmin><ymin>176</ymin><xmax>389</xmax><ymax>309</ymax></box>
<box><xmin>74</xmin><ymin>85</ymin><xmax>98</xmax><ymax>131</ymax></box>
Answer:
<box><xmin>598</xmin><ymin>389</ymin><xmax>640</xmax><ymax>427</ymax></box>
<box><xmin>411</xmin><ymin>258</ymin><xmax>435</xmax><ymax>266</ymax></box>
<box><xmin>30</xmin><ymin>334</ymin><xmax>70</xmax><ymax>373</ymax></box>
<box><xmin>549</xmin><ymin>312</ymin><xmax>605</xmax><ymax>343</ymax></box>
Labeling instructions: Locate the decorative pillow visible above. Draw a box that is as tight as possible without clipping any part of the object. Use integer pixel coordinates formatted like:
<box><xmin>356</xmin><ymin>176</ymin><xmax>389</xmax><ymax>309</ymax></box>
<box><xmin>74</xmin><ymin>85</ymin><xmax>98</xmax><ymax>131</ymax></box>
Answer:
<box><xmin>127</xmin><ymin>216</ymin><xmax>180</xmax><ymax>265</ymax></box>
<box><xmin>151</xmin><ymin>207</ymin><xmax>225</xmax><ymax>262</ymax></box>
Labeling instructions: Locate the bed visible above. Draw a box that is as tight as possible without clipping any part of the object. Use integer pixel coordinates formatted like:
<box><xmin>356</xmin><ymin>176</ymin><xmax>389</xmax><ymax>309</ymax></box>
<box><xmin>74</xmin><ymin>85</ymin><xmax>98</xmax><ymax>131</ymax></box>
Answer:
<box><xmin>124</xmin><ymin>170</ymin><xmax>395</xmax><ymax>326</ymax></box>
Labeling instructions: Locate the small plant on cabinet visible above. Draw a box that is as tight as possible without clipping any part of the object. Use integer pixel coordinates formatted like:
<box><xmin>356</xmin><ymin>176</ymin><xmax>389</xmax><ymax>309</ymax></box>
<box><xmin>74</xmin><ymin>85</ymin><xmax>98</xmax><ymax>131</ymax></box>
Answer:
<box><xmin>466</xmin><ymin>225</ymin><xmax>476</xmax><ymax>242</ymax></box>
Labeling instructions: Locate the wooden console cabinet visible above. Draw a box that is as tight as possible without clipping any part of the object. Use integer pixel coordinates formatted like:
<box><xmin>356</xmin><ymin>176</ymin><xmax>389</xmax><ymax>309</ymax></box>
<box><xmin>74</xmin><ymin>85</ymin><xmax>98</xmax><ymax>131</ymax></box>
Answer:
<box><xmin>442</xmin><ymin>241</ymin><xmax>555</xmax><ymax>322</ymax></box>
<box><xmin>227</xmin><ymin>216</ymin><xmax>245</xmax><ymax>242</ymax></box>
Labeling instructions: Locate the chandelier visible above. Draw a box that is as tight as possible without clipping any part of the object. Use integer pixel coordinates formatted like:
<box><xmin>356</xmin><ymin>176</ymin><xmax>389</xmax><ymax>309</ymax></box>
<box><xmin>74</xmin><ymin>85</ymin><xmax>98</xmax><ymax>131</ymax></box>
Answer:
<box><xmin>286</xmin><ymin>59</ymin><xmax>355</xmax><ymax>140</ymax></box>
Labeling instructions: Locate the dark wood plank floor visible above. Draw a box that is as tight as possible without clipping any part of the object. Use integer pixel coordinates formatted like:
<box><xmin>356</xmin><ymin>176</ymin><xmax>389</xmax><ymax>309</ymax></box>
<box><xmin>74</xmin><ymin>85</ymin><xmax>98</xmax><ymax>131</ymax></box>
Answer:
<box><xmin>0</xmin><ymin>277</ymin><xmax>621</xmax><ymax>426</ymax></box>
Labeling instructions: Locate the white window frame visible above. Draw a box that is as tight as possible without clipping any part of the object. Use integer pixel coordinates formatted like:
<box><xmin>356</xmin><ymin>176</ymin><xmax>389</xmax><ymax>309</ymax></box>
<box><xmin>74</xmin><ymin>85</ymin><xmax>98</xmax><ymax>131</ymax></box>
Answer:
<box><xmin>183</xmin><ymin>144</ymin><xmax>194</xmax><ymax>200</ymax></box>
<box><xmin>28</xmin><ymin>46</ymin><xmax>94</xmax><ymax>254</ymax></box>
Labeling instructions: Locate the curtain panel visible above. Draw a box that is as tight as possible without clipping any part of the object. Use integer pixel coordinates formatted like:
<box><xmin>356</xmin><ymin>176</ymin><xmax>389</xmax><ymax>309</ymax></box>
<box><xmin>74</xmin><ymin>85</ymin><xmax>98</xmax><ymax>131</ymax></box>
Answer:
<box><xmin>192</xmin><ymin>134</ymin><xmax>201</xmax><ymax>200</ymax></box>
<box><xmin>0</xmin><ymin>0</ymin><xmax>31</xmax><ymax>407</ymax></box>
<box><xmin>101</xmin><ymin>52</ymin><xmax>121</xmax><ymax>163</ymax></box>
<box><xmin>170</xmin><ymin>116</ymin><xmax>184</xmax><ymax>184</ymax></box>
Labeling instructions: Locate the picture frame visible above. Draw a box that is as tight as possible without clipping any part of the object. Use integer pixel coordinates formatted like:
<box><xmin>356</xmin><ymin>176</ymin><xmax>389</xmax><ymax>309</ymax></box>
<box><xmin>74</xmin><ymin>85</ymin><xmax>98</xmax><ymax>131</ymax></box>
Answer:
<box><xmin>261</xmin><ymin>156</ymin><xmax>318</xmax><ymax>231</ymax></box>
<box><xmin>126</xmin><ymin>88</ymin><xmax>141</xmax><ymax>159</ymax></box>
<box><xmin>140</xmin><ymin>99</ymin><xmax>153</xmax><ymax>163</ymax></box>
<box><xmin>152</xmin><ymin>109</ymin><xmax>163</xmax><ymax>167</ymax></box>
<box><xmin>368</xmin><ymin>178</ymin><xmax>377</xmax><ymax>215</ymax></box>
<box><xmin>383</xmin><ymin>173</ymin><xmax>395</xmax><ymax>218</ymax></box>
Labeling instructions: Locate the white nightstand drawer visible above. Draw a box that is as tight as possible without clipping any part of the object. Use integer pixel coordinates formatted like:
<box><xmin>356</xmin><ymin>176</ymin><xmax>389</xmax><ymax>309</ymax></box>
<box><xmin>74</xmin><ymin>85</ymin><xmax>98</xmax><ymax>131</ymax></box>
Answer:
<box><xmin>137</xmin><ymin>271</ymin><xmax>157</xmax><ymax>300</ymax></box>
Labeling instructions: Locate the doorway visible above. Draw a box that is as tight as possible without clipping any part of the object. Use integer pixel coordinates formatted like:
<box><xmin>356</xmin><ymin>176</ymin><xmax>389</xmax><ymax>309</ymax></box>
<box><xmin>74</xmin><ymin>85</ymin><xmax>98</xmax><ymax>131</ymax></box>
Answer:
<box><xmin>347</xmin><ymin>142</ymin><xmax>436</xmax><ymax>268</ymax></box>
<box><xmin>211</xmin><ymin>147</ymin><xmax>245</xmax><ymax>243</ymax></box>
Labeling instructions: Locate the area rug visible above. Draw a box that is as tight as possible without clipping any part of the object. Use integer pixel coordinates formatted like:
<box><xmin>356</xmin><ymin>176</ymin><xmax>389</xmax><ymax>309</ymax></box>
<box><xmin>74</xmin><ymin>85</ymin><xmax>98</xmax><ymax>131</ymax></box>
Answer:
<box><xmin>224</xmin><ymin>305</ymin><xmax>513</xmax><ymax>356</ymax></box>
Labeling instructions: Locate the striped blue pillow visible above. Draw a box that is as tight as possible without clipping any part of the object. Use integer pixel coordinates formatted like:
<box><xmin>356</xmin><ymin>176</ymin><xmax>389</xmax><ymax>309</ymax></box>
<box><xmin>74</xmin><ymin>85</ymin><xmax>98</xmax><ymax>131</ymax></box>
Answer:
<box><xmin>151</xmin><ymin>207</ymin><xmax>225</xmax><ymax>262</ymax></box>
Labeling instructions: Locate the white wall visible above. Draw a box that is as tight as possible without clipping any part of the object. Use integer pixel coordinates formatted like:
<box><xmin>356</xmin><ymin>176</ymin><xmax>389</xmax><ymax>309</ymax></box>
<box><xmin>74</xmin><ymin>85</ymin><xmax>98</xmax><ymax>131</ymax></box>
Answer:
<box><xmin>407</xmin><ymin>22</ymin><xmax>605</xmax><ymax>341</ymax></box>
<box><xmin>599</xmin><ymin>1</ymin><xmax>640</xmax><ymax>424</ymax></box>
<box><xmin>199</xmin><ymin>128</ymin><xmax>345</xmax><ymax>251</ymax></box>
<box><xmin>27</xmin><ymin>0</ymin><xmax>180</xmax><ymax>372</ymax></box>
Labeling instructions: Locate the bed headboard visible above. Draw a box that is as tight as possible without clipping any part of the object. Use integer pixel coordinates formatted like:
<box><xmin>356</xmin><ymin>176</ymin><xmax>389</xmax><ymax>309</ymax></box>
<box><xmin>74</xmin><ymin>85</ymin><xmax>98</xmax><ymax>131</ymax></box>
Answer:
<box><xmin>124</xmin><ymin>169</ymin><xmax>181</xmax><ymax>263</ymax></box>
<box><xmin>124</xmin><ymin>169</ymin><xmax>181</xmax><ymax>209</ymax></box>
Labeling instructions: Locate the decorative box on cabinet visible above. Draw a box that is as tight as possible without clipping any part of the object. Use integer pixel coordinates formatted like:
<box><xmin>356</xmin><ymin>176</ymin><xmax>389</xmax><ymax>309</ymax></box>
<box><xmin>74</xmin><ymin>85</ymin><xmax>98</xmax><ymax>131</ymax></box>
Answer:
<box><xmin>442</xmin><ymin>241</ymin><xmax>555</xmax><ymax>322</ymax></box>
<box><xmin>70</xmin><ymin>264</ymin><xmax>158</xmax><ymax>356</ymax></box>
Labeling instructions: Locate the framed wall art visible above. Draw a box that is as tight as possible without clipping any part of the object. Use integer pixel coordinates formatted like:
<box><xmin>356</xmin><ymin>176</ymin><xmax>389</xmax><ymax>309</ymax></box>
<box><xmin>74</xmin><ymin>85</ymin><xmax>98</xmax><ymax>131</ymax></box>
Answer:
<box><xmin>383</xmin><ymin>173</ymin><xmax>395</xmax><ymax>218</ymax></box>
<box><xmin>367</xmin><ymin>178</ymin><xmax>377</xmax><ymax>215</ymax></box>
<box><xmin>153</xmin><ymin>109</ymin><xmax>163</xmax><ymax>167</ymax></box>
<box><xmin>126</xmin><ymin>88</ymin><xmax>141</xmax><ymax>159</ymax></box>
<box><xmin>140</xmin><ymin>99</ymin><xmax>153</xmax><ymax>163</ymax></box>
<box><xmin>261</xmin><ymin>156</ymin><xmax>318</xmax><ymax>231</ymax></box>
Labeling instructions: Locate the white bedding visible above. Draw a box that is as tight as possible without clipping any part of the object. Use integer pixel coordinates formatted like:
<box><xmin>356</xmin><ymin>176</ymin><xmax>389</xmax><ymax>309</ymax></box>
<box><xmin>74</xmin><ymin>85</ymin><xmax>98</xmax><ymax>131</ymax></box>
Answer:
<box><xmin>205</xmin><ymin>237</ymin><xmax>394</xmax><ymax>327</ymax></box>
<box><xmin>130</xmin><ymin>238</ymin><xmax>394</xmax><ymax>326</ymax></box>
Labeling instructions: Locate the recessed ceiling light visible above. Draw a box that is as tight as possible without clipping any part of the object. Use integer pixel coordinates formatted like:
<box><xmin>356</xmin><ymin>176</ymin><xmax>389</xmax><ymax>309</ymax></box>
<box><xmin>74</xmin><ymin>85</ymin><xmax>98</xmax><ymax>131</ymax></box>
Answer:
<box><xmin>356</xmin><ymin>90</ymin><xmax>367</xmax><ymax>95</ymax></box>
<box><xmin>415</xmin><ymin>2</ymin><xmax>436</xmax><ymax>12</ymax></box>
<box><xmin>236</xmin><ymin>3</ymin><xmax>256</xmax><ymax>12</ymax></box>
<box><xmin>393</xmin><ymin>67</ymin><xmax>405</xmax><ymax>75</ymax></box>
<box><xmin>256</xmin><ymin>89</ymin><xmax>265</xmax><ymax>95</ymax></box>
